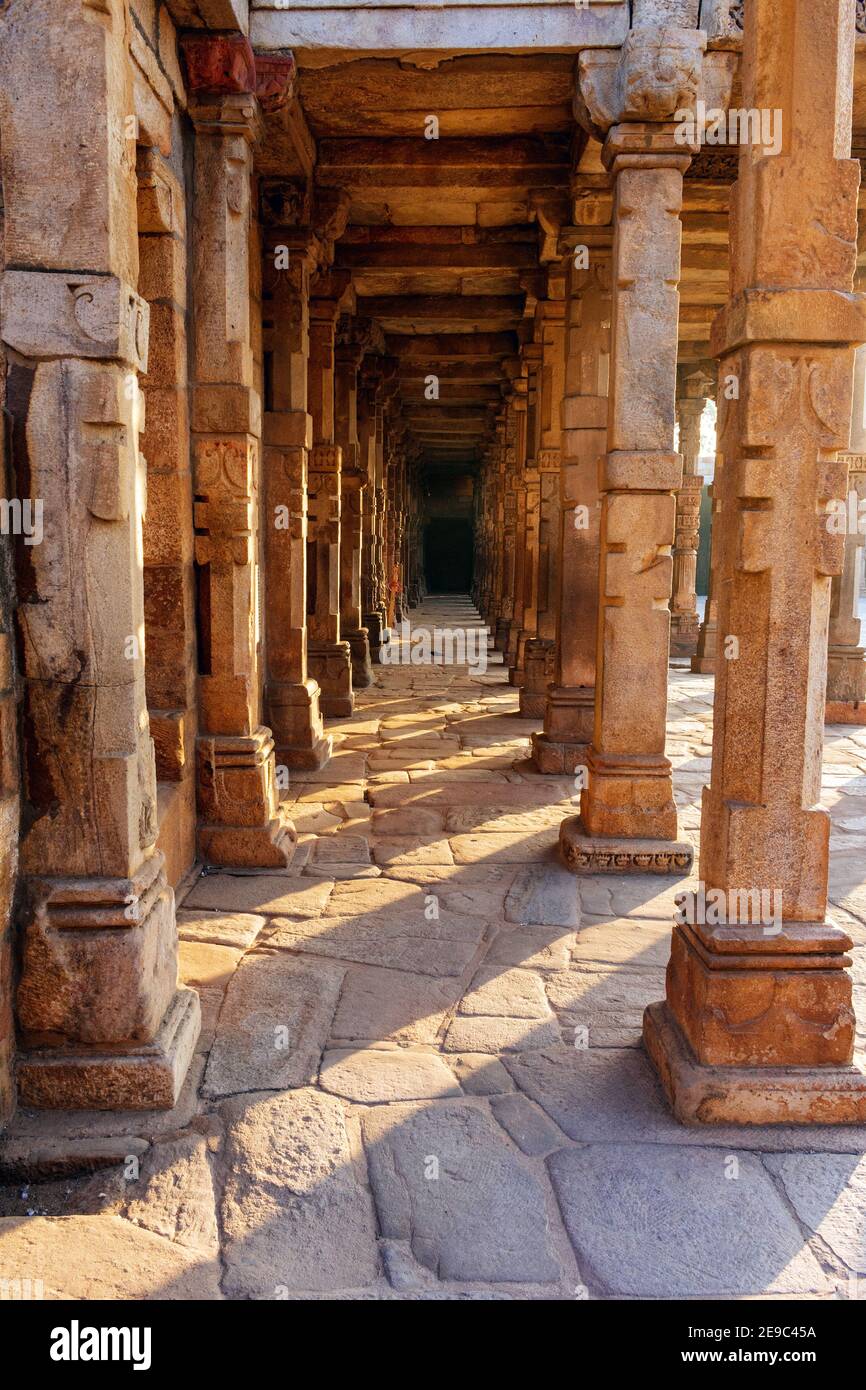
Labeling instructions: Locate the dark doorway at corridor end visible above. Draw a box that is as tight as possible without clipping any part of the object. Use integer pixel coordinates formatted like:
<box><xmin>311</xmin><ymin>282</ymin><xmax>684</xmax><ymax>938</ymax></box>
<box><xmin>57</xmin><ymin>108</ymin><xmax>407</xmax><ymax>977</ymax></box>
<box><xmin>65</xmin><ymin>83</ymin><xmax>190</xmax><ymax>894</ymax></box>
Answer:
<box><xmin>424</xmin><ymin>519</ymin><xmax>474</xmax><ymax>592</ymax></box>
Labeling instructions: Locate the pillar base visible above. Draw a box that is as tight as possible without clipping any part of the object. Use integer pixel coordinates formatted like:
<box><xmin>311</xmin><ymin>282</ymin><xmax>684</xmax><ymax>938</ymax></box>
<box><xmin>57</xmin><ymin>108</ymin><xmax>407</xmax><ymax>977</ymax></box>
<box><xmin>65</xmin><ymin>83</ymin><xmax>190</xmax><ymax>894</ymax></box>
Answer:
<box><xmin>643</xmin><ymin>1001</ymin><xmax>866</xmax><ymax>1126</ymax></box>
<box><xmin>267</xmin><ymin>678</ymin><xmax>333</xmax><ymax>770</ymax></box>
<box><xmin>520</xmin><ymin>638</ymin><xmax>555</xmax><ymax>718</ymax></box>
<box><xmin>826</xmin><ymin>699</ymin><xmax>866</xmax><ymax>724</ymax></box>
<box><xmin>530</xmin><ymin>733</ymin><xmax>591</xmax><ymax>773</ymax></box>
<box><xmin>196</xmin><ymin>728</ymin><xmax>296</xmax><ymax>867</ymax></box>
<box><xmin>559</xmin><ymin>816</ymin><xmax>694</xmax><ymax>875</ymax></box>
<box><xmin>493</xmin><ymin>617</ymin><xmax>510</xmax><ymax>652</ymax></box>
<box><xmin>670</xmin><ymin>613</ymin><xmax>700</xmax><ymax>657</ymax></box>
<box><xmin>17</xmin><ymin>987</ymin><xmax>201</xmax><ymax>1112</ymax></box>
<box><xmin>691</xmin><ymin>626</ymin><xmax>717</xmax><ymax>674</ymax></box>
<box><xmin>308</xmin><ymin>640</ymin><xmax>354</xmax><ymax>717</ymax></box>
<box><xmin>364</xmin><ymin>612</ymin><xmax>390</xmax><ymax>662</ymax></box>
<box><xmin>531</xmin><ymin>684</ymin><xmax>594</xmax><ymax>771</ymax></box>
<box><xmin>580</xmin><ymin>750</ymin><xmax>679</xmax><ymax>841</ymax></box>
<box><xmin>345</xmin><ymin>626</ymin><xmax>374</xmax><ymax>689</ymax></box>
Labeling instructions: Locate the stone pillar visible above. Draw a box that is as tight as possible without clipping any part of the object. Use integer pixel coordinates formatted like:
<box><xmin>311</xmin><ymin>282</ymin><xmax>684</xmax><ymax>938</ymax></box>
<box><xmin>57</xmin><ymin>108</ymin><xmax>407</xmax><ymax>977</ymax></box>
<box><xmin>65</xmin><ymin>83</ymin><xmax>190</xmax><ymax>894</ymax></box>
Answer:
<box><xmin>186</xmin><ymin>46</ymin><xmax>295</xmax><ymax>868</ymax></box>
<box><xmin>335</xmin><ymin>329</ymin><xmax>373</xmax><ymax>687</ymax></box>
<box><xmin>826</xmin><ymin>343</ymin><xmax>866</xmax><ymax>721</ymax></box>
<box><xmin>560</xmin><ymin>29</ymin><xmax>703</xmax><ymax>873</ymax></box>
<box><xmin>691</xmin><ymin>419</ymin><xmax>723</xmax><ymax>674</ymax></box>
<box><xmin>307</xmin><ymin>271</ymin><xmax>354</xmax><ymax>717</ymax></box>
<box><xmin>670</xmin><ymin>370</ymin><xmax>710</xmax><ymax>656</ymax></box>
<box><xmin>495</xmin><ymin>411</ymin><xmax>519</xmax><ymax>650</ymax></box>
<box><xmin>0</xmin><ymin>0</ymin><xmax>199</xmax><ymax>1108</ymax></box>
<box><xmin>522</xmin><ymin>271</ymin><xmax>567</xmax><ymax>717</ymax></box>
<box><xmin>261</xmin><ymin>190</ymin><xmax>332</xmax><ymax>770</ymax></box>
<box><xmin>645</xmin><ymin>0</ymin><xmax>866</xmax><ymax>1124</ymax></box>
<box><xmin>504</xmin><ymin>385</ymin><xmax>530</xmax><ymax>666</ymax></box>
<box><xmin>510</xmin><ymin>345</ymin><xmax>542</xmax><ymax>685</ymax></box>
<box><xmin>359</xmin><ymin>357</ymin><xmax>388</xmax><ymax>657</ymax></box>
<box><xmin>531</xmin><ymin>235</ymin><xmax>611</xmax><ymax>772</ymax></box>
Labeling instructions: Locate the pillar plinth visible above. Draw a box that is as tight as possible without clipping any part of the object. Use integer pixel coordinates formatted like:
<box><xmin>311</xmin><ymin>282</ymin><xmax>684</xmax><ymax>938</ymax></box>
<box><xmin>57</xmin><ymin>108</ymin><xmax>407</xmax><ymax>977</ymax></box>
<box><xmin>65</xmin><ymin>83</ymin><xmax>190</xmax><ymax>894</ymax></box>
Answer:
<box><xmin>647</xmin><ymin>0</ymin><xmax>866</xmax><ymax>1124</ymax></box>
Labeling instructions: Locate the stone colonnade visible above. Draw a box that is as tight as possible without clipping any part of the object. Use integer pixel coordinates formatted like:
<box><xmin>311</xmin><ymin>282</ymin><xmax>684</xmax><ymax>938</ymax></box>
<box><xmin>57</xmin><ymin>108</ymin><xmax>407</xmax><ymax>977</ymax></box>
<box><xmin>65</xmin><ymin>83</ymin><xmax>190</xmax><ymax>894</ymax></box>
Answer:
<box><xmin>0</xmin><ymin>0</ymin><xmax>865</xmax><ymax>1128</ymax></box>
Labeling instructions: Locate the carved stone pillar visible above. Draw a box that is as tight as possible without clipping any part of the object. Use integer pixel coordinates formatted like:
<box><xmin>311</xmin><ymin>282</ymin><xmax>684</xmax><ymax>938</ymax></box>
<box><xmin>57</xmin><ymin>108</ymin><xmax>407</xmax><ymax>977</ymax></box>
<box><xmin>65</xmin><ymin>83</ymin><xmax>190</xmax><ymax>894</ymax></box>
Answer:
<box><xmin>187</xmin><ymin>54</ymin><xmax>296</xmax><ymax>868</ymax></box>
<box><xmin>307</xmin><ymin>271</ymin><xmax>354</xmax><ymax>717</ymax></box>
<box><xmin>826</xmin><ymin>343</ymin><xmax>866</xmax><ymax>721</ymax></box>
<box><xmin>510</xmin><ymin>346</ymin><xmax>542</xmax><ymax>685</ymax></box>
<box><xmin>261</xmin><ymin>190</ymin><xmax>332</xmax><ymax>770</ymax></box>
<box><xmin>1</xmin><ymin>0</ymin><xmax>199</xmax><ymax>1108</ymax></box>
<box><xmin>531</xmin><ymin>235</ymin><xmax>611</xmax><ymax>772</ymax></box>
<box><xmin>560</xmin><ymin>30</ymin><xmax>702</xmax><ymax>873</ymax></box>
<box><xmin>359</xmin><ymin>357</ymin><xmax>388</xmax><ymax>657</ymax></box>
<box><xmin>670</xmin><ymin>369</ymin><xmax>711</xmax><ymax>655</ymax></box>
<box><xmin>504</xmin><ymin>386</ymin><xmax>530</xmax><ymax>665</ymax></box>
<box><xmin>522</xmin><ymin>272</ymin><xmax>567</xmax><ymax>716</ymax></box>
<box><xmin>645</xmin><ymin>0</ymin><xmax>866</xmax><ymax>1124</ymax></box>
<box><xmin>335</xmin><ymin>330</ymin><xmax>373</xmax><ymax>687</ymax></box>
<box><xmin>691</xmin><ymin>429</ymin><xmax>723</xmax><ymax>674</ymax></box>
<box><xmin>495</xmin><ymin>411</ymin><xmax>518</xmax><ymax>650</ymax></box>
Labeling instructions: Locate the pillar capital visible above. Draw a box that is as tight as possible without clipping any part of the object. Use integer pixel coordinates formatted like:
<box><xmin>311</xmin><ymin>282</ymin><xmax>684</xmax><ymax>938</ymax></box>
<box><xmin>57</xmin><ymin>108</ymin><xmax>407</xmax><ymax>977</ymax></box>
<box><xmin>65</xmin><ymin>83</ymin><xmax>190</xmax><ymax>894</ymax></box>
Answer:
<box><xmin>575</xmin><ymin>26</ymin><xmax>706</xmax><ymax>141</ymax></box>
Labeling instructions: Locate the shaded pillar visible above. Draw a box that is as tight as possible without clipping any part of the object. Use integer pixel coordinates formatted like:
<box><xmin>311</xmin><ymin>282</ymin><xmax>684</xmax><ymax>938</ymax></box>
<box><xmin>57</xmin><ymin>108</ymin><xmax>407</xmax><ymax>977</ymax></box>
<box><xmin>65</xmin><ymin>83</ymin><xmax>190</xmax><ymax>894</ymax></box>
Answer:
<box><xmin>261</xmin><ymin>196</ymin><xmax>332</xmax><ymax>770</ymax></box>
<box><xmin>1</xmin><ymin>0</ymin><xmax>199</xmax><ymax>1108</ymax></box>
<box><xmin>645</xmin><ymin>0</ymin><xmax>866</xmax><ymax>1124</ymax></box>
<box><xmin>531</xmin><ymin>235</ymin><xmax>611</xmax><ymax>772</ymax></box>
<box><xmin>335</xmin><ymin>329</ymin><xmax>373</xmax><ymax>687</ymax></box>
<box><xmin>826</xmin><ymin>344</ymin><xmax>866</xmax><ymax>721</ymax></box>
<box><xmin>187</xmin><ymin>60</ymin><xmax>295</xmax><ymax>868</ymax></box>
<box><xmin>522</xmin><ymin>269</ymin><xmax>567</xmax><ymax>716</ymax></box>
<box><xmin>670</xmin><ymin>372</ymin><xmax>710</xmax><ymax>656</ymax></box>
<box><xmin>307</xmin><ymin>272</ymin><xmax>354</xmax><ymax>716</ymax></box>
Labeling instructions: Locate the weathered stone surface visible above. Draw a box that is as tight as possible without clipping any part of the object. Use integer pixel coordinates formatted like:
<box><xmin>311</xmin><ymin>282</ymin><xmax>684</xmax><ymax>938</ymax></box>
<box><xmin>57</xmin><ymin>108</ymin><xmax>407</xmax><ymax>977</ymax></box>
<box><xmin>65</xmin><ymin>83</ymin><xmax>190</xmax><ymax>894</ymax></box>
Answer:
<box><xmin>121</xmin><ymin>1130</ymin><xmax>219</xmax><ymax>1251</ymax></box>
<box><xmin>267</xmin><ymin>909</ymin><xmax>485</xmax><ymax>977</ymax></box>
<box><xmin>504</xmin><ymin>863</ymin><xmax>581</xmax><ymax>927</ymax></box>
<box><xmin>451</xmin><ymin>832</ymin><xmax>560</xmax><ymax>864</ymax></box>
<box><xmin>445</xmin><ymin>1053</ymin><xmax>516</xmax><ymax>1096</ymax></box>
<box><xmin>764</xmin><ymin>1153</ymin><xmax>866</xmax><ymax>1272</ymax></box>
<box><xmin>331</xmin><ymin>966</ymin><xmax>461</xmax><ymax>1044</ymax></box>
<box><xmin>321</xmin><ymin>1049</ymin><xmax>462</xmax><ymax>1103</ymax></box>
<box><xmin>0</xmin><ymin>1215</ymin><xmax>222</xmax><ymax>1299</ymax></box>
<box><xmin>177</xmin><ymin>909</ymin><xmax>266</xmax><ymax>950</ymax></box>
<box><xmin>546</xmin><ymin>967</ymin><xmax>666</xmax><ymax>1046</ymax></box>
<box><xmin>490</xmin><ymin>1093</ymin><xmax>565</xmax><ymax>1157</ymax></box>
<box><xmin>362</xmin><ymin>1103</ymin><xmax>561</xmax><ymax>1284</ymax></box>
<box><xmin>220</xmin><ymin>1090</ymin><xmax>379</xmax><ymax>1295</ymax></box>
<box><xmin>184</xmin><ymin>874</ymin><xmax>334</xmax><ymax>917</ymax></box>
<box><xmin>548</xmin><ymin>1146</ymin><xmax>829</xmax><ymax>1298</ymax></box>
<box><xmin>202</xmin><ymin>952</ymin><xmax>343</xmax><ymax>1097</ymax></box>
<box><xmin>460</xmin><ymin>966</ymin><xmax>551</xmax><ymax>1019</ymax></box>
<box><xmin>484</xmin><ymin>926</ymin><xmax>575</xmax><ymax>973</ymax></box>
<box><xmin>444</xmin><ymin>1015</ymin><xmax>561</xmax><ymax>1054</ymax></box>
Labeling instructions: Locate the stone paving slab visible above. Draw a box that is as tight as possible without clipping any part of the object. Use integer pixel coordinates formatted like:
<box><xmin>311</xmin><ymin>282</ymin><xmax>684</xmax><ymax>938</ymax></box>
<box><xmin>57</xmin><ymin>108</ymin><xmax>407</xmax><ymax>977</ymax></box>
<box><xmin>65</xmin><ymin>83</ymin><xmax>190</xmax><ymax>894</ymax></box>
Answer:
<box><xmin>202</xmin><ymin>952</ymin><xmax>344</xmax><ymax>1097</ymax></box>
<box><xmin>361</xmin><ymin>1102</ymin><xmax>563</xmax><ymax>1285</ymax></box>
<box><xmin>330</xmin><ymin>965</ymin><xmax>463</xmax><ymax>1044</ymax></box>
<box><xmin>548</xmin><ymin>1145</ymin><xmax>831</xmax><ymax>1298</ymax></box>
<box><xmin>184</xmin><ymin>874</ymin><xmax>334</xmax><ymax>917</ymax></box>
<box><xmin>266</xmin><ymin>909</ymin><xmax>486</xmax><ymax>977</ymax></box>
<box><xmin>220</xmin><ymin>1090</ymin><xmax>379</xmax><ymax>1296</ymax></box>
<box><xmin>320</xmin><ymin>1049</ymin><xmax>463</xmax><ymax>1103</ymax></box>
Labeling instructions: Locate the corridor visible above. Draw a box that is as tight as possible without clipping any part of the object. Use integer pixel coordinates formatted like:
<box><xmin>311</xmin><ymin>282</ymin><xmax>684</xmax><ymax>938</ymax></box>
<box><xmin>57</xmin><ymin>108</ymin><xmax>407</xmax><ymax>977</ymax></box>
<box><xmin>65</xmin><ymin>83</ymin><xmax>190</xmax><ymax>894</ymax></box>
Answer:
<box><xmin>2</xmin><ymin>599</ymin><xmax>866</xmax><ymax>1299</ymax></box>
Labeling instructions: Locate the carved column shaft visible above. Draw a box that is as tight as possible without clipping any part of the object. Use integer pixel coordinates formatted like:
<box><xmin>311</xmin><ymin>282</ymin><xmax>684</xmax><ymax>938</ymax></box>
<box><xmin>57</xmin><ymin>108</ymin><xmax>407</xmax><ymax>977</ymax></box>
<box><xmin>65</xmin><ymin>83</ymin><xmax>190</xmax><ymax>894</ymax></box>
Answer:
<box><xmin>646</xmin><ymin>0</ymin><xmax>866</xmax><ymax>1124</ymax></box>
<box><xmin>261</xmin><ymin>213</ymin><xmax>332</xmax><ymax>770</ymax></box>
<box><xmin>307</xmin><ymin>275</ymin><xmax>354</xmax><ymax>717</ymax></box>
<box><xmin>826</xmin><ymin>342</ymin><xmax>866</xmax><ymax>718</ymax></box>
<box><xmin>670</xmin><ymin>387</ymin><xmax>707</xmax><ymax>655</ymax></box>
<box><xmin>532</xmin><ymin>238</ymin><xmax>611</xmax><ymax>772</ymax></box>
<box><xmin>2</xmin><ymin>0</ymin><xmax>200</xmax><ymax>1109</ymax></box>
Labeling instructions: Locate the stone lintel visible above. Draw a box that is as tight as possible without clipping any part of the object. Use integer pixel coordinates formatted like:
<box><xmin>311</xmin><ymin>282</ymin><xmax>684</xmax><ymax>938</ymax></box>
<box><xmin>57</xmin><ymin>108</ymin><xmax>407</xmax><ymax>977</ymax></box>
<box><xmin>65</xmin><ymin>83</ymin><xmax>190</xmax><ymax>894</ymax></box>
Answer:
<box><xmin>643</xmin><ymin>1001</ymin><xmax>866</xmax><ymax>1127</ymax></box>
<box><xmin>1</xmin><ymin>270</ymin><xmax>149</xmax><ymax>371</ymax></box>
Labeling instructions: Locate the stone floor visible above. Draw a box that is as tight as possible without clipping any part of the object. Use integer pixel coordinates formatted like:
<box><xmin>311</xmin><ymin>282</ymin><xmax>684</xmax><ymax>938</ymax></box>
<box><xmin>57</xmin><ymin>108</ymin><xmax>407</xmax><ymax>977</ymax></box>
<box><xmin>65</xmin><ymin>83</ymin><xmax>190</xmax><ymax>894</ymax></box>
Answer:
<box><xmin>2</xmin><ymin>595</ymin><xmax>866</xmax><ymax>1300</ymax></box>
